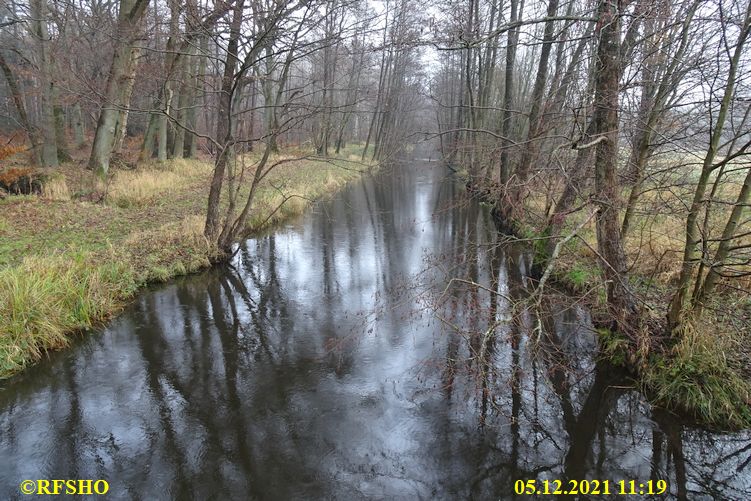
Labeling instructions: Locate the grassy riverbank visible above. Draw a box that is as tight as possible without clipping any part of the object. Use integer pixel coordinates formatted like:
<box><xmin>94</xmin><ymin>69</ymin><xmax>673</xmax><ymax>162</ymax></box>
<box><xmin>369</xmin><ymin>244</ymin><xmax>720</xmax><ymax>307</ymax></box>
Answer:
<box><xmin>0</xmin><ymin>146</ymin><xmax>371</xmax><ymax>379</ymax></box>
<box><xmin>458</xmin><ymin>163</ymin><xmax>751</xmax><ymax>430</ymax></box>
<box><xmin>538</xmin><ymin>172</ymin><xmax>751</xmax><ymax>430</ymax></box>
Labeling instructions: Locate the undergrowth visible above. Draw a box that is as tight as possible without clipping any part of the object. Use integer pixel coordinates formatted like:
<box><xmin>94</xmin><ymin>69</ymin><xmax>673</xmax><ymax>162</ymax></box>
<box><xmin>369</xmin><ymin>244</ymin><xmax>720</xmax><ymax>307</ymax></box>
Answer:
<box><xmin>0</xmin><ymin>253</ymin><xmax>137</xmax><ymax>376</ymax></box>
<box><xmin>641</xmin><ymin>320</ymin><xmax>751</xmax><ymax>430</ymax></box>
<box><xmin>596</xmin><ymin>319</ymin><xmax>751</xmax><ymax>430</ymax></box>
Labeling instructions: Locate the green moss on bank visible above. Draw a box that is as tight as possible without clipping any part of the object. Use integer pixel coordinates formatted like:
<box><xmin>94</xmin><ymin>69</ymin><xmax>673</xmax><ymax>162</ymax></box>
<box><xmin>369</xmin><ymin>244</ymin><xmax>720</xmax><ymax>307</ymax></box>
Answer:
<box><xmin>0</xmin><ymin>145</ymin><xmax>372</xmax><ymax>379</ymax></box>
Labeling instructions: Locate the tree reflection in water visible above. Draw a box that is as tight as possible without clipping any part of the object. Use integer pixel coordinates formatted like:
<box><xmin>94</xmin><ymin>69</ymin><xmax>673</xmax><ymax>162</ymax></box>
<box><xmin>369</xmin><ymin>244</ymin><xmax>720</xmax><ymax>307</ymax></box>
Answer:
<box><xmin>1</xmin><ymin>155</ymin><xmax>750</xmax><ymax>500</ymax></box>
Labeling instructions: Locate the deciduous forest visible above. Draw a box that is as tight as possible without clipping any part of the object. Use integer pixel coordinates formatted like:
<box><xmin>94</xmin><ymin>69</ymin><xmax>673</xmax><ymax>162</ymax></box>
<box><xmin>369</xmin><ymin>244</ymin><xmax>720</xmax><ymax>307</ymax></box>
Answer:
<box><xmin>1</xmin><ymin>0</ymin><xmax>750</xmax><ymax>498</ymax></box>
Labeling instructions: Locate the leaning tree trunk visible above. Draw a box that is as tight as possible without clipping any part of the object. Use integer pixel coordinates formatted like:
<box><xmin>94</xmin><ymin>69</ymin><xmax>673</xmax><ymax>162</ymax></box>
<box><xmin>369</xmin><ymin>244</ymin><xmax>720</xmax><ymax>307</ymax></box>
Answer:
<box><xmin>0</xmin><ymin>51</ymin><xmax>41</xmax><ymax>163</ymax></box>
<box><xmin>693</xmin><ymin>166</ymin><xmax>751</xmax><ymax>311</ymax></box>
<box><xmin>204</xmin><ymin>0</ymin><xmax>245</xmax><ymax>246</ymax></box>
<box><xmin>667</xmin><ymin>0</ymin><xmax>751</xmax><ymax>331</ymax></box>
<box><xmin>513</xmin><ymin>0</ymin><xmax>560</xmax><ymax>211</ymax></box>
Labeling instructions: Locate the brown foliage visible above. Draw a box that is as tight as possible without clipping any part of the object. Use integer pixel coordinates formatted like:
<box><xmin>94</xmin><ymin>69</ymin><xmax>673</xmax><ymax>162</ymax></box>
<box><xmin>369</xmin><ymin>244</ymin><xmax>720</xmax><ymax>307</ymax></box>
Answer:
<box><xmin>0</xmin><ymin>144</ymin><xmax>24</xmax><ymax>161</ymax></box>
<box><xmin>0</xmin><ymin>167</ymin><xmax>42</xmax><ymax>195</ymax></box>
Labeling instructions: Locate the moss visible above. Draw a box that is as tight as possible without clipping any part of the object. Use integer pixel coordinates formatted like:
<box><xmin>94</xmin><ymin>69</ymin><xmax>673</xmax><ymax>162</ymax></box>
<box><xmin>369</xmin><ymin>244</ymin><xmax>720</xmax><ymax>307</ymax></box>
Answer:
<box><xmin>597</xmin><ymin>328</ymin><xmax>630</xmax><ymax>367</ymax></box>
<box><xmin>567</xmin><ymin>264</ymin><xmax>597</xmax><ymax>289</ymax></box>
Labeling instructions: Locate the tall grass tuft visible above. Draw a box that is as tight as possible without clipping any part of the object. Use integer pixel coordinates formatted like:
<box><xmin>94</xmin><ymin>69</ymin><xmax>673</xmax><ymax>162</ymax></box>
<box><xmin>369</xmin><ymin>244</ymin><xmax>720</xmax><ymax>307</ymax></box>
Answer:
<box><xmin>0</xmin><ymin>253</ymin><xmax>136</xmax><ymax>377</ymax></box>
<box><xmin>642</xmin><ymin>319</ymin><xmax>751</xmax><ymax>430</ymax></box>
<box><xmin>107</xmin><ymin>169</ymin><xmax>183</xmax><ymax>208</ymax></box>
<box><xmin>41</xmin><ymin>171</ymin><xmax>71</xmax><ymax>201</ymax></box>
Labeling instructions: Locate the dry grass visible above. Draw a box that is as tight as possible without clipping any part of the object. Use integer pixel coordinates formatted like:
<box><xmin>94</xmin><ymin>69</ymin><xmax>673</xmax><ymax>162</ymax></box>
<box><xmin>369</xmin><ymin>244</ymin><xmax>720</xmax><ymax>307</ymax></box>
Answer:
<box><xmin>40</xmin><ymin>171</ymin><xmax>71</xmax><ymax>201</ymax></box>
<box><xmin>542</xmin><ymin>167</ymin><xmax>750</xmax><ymax>295</ymax></box>
<box><xmin>642</xmin><ymin>317</ymin><xmax>751</xmax><ymax>429</ymax></box>
<box><xmin>106</xmin><ymin>159</ymin><xmax>212</xmax><ymax>208</ymax></box>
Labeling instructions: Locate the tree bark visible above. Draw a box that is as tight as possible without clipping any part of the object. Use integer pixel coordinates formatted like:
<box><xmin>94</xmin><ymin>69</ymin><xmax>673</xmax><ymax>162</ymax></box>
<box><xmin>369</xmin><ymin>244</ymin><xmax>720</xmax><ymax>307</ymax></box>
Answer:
<box><xmin>497</xmin><ymin>0</ymin><xmax>520</xmax><ymax>187</ymax></box>
<box><xmin>514</xmin><ymin>0</ymin><xmax>560</xmax><ymax>205</ymax></box>
<box><xmin>694</xmin><ymin>166</ymin><xmax>751</xmax><ymax>310</ymax></box>
<box><xmin>72</xmin><ymin>102</ymin><xmax>85</xmax><ymax>149</ymax></box>
<box><xmin>29</xmin><ymin>0</ymin><xmax>58</xmax><ymax>167</ymax></box>
<box><xmin>88</xmin><ymin>0</ymin><xmax>149</xmax><ymax>176</ymax></box>
<box><xmin>592</xmin><ymin>0</ymin><xmax>638</xmax><ymax>330</ymax></box>
<box><xmin>113</xmin><ymin>46</ymin><xmax>141</xmax><ymax>154</ymax></box>
<box><xmin>205</xmin><ymin>0</ymin><xmax>245</xmax><ymax>244</ymax></box>
<box><xmin>667</xmin><ymin>0</ymin><xmax>751</xmax><ymax>330</ymax></box>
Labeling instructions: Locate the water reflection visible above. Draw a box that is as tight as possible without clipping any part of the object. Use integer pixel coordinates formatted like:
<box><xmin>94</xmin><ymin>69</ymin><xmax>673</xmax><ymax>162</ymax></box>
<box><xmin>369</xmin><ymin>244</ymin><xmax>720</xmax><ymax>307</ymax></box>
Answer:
<box><xmin>1</xmin><ymin>152</ymin><xmax>750</xmax><ymax>500</ymax></box>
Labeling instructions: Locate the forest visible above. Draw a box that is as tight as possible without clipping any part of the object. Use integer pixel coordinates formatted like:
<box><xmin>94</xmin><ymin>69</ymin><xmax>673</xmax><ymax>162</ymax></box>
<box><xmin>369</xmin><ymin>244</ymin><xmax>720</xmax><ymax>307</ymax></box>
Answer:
<box><xmin>1</xmin><ymin>0</ymin><xmax>751</xmax><ymax>496</ymax></box>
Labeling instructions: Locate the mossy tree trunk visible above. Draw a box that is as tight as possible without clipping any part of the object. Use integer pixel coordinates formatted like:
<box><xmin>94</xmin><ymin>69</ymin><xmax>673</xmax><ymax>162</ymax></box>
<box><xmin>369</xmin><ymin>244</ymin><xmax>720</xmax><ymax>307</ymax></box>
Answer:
<box><xmin>592</xmin><ymin>0</ymin><xmax>639</xmax><ymax>331</ymax></box>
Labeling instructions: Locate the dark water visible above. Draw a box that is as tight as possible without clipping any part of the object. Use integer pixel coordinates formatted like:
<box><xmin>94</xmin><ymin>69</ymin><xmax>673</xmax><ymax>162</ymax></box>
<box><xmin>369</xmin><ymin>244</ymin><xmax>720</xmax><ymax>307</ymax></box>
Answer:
<box><xmin>1</xmin><ymin>153</ymin><xmax>750</xmax><ymax>500</ymax></box>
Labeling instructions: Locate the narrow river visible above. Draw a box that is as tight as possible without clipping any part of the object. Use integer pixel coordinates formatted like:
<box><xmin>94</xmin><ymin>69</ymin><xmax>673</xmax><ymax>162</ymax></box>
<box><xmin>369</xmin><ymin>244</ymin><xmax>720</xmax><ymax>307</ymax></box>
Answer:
<box><xmin>1</xmin><ymin>152</ymin><xmax>750</xmax><ymax>500</ymax></box>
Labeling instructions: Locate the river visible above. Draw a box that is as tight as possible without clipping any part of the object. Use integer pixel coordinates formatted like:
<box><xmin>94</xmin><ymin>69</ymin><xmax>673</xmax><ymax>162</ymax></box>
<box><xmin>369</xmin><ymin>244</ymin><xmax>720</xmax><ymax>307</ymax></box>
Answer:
<box><xmin>1</xmin><ymin>152</ymin><xmax>750</xmax><ymax>500</ymax></box>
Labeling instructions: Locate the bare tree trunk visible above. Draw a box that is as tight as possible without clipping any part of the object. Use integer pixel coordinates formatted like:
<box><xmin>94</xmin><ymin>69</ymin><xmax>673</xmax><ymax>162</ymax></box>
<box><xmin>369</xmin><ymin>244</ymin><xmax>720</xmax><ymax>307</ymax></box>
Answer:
<box><xmin>190</xmin><ymin>33</ymin><xmax>209</xmax><ymax>158</ymax></box>
<box><xmin>497</xmin><ymin>0</ymin><xmax>520</xmax><ymax>187</ymax></box>
<box><xmin>88</xmin><ymin>0</ymin><xmax>149</xmax><ymax>176</ymax></box>
<box><xmin>263</xmin><ymin>45</ymin><xmax>279</xmax><ymax>154</ymax></box>
<box><xmin>173</xmin><ymin>43</ymin><xmax>196</xmax><ymax>159</ymax></box>
<box><xmin>53</xmin><ymin>92</ymin><xmax>71</xmax><ymax>162</ymax></box>
<box><xmin>30</xmin><ymin>0</ymin><xmax>58</xmax><ymax>167</ymax></box>
<box><xmin>335</xmin><ymin>36</ymin><xmax>364</xmax><ymax>154</ymax></box>
<box><xmin>667</xmin><ymin>0</ymin><xmax>751</xmax><ymax>330</ymax></box>
<box><xmin>694</xmin><ymin>166</ymin><xmax>751</xmax><ymax>310</ymax></box>
<box><xmin>205</xmin><ymin>0</ymin><xmax>244</xmax><ymax>244</ymax></box>
<box><xmin>112</xmin><ymin>46</ymin><xmax>141</xmax><ymax>154</ymax></box>
<box><xmin>514</xmin><ymin>0</ymin><xmax>560</xmax><ymax>204</ymax></box>
<box><xmin>139</xmin><ymin>114</ymin><xmax>158</xmax><ymax>162</ymax></box>
<box><xmin>621</xmin><ymin>0</ymin><xmax>699</xmax><ymax>236</ymax></box>
<box><xmin>592</xmin><ymin>0</ymin><xmax>638</xmax><ymax>330</ymax></box>
<box><xmin>362</xmin><ymin>0</ymin><xmax>390</xmax><ymax>161</ymax></box>
<box><xmin>156</xmin><ymin>0</ymin><xmax>182</xmax><ymax>163</ymax></box>
<box><xmin>72</xmin><ymin>102</ymin><xmax>85</xmax><ymax>149</ymax></box>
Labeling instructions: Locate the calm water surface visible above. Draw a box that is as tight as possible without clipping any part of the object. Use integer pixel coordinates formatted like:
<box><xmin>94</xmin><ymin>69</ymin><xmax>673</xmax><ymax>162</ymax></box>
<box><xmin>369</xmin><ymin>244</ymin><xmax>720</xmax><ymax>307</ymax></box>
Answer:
<box><xmin>1</xmin><ymin>152</ymin><xmax>750</xmax><ymax>500</ymax></box>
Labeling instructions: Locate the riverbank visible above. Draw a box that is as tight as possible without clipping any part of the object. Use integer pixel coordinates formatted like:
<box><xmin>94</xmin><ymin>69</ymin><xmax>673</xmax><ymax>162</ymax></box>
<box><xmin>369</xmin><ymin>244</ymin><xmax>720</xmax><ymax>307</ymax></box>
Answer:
<box><xmin>536</xmin><ymin>191</ymin><xmax>751</xmax><ymax>430</ymax></box>
<box><xmin>551</xmin><ymin>244</ymin><xmax>751</xmax><ymax>431</ymax></box>
<box><xmin>0</xmin><ymin>145</ymin><xmax>372</xmax><ymax>379</ymax></box>
<box><xmin>456</xmin><ymin>166</ymin><xmax>751</xmax><ymax>431</ymax></box>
